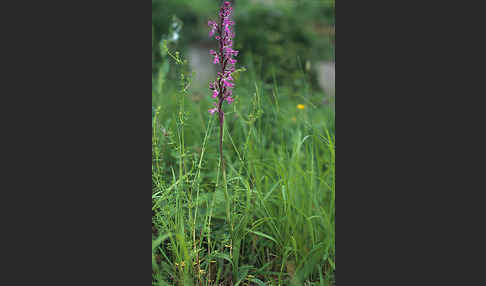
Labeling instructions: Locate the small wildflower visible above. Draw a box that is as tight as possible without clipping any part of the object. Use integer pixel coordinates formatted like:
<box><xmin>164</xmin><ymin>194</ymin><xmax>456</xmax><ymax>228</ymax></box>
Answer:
<box><xmin>208</xmin><ymin>20</ymin><xmax>217</xmax><ymax>37</ymax></box>
<box><xmin>222</xmin><ymin>78</ymin><xmax>234</xmax><ymax>88</ymax></box>
<box><xmin>208</xmin><ymin>108</ymin><xmax>218</xmax><ymax>114</ymax></box>
<box><xmin>297</xmin><ymin>104</ymin><xmax>305</xmax><ymax>110</ymax></box>
<box><xmin>209</xmin><ymin>49</ymin><xmax>219</xmax><ymax>64</ymax></box>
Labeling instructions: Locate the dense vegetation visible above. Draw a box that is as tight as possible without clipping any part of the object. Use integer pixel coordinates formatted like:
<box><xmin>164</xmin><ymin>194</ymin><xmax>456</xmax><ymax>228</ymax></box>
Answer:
<box><xmin>152</xmin><ymin>1</ymin><xmax>335</xmax><ymax>285</ymax></box>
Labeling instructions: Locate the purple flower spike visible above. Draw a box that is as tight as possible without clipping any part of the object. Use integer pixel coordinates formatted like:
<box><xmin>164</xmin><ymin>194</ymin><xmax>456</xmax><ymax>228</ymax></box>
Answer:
<box><xmin>207</xmin><ymin>0</ymin><xmax>238</xmax><ymax>116</ymax></box>
<box><xmin>208</xmin><ymin>1</ymin><xmax>237</xmax><ymax>176</ymax></box>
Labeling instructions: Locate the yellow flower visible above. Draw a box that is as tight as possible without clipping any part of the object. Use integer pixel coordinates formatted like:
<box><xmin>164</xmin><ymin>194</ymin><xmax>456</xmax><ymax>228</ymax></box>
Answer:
<box><xmin>297</xmin><ymin>104</ymin><xmax>305</xmax><ymax>110</ymax></box>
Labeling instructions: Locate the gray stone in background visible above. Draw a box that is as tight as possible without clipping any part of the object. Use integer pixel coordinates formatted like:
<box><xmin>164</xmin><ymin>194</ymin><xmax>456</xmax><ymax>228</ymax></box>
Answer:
<box><xmin>188</xmin><ymin>43</ymin><xmax>217</xmax><ymax>93</ymax></box>
<box><xmin>316</xmin><ymin>61</ymin><xmax>335</xmax><ymax>99</ymax></box>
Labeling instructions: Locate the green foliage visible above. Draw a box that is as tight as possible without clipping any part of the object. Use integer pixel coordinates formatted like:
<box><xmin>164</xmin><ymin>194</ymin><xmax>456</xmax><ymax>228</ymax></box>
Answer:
<box><xmin>152</xmin><ymin>46</ymin><xmax>335</xmax><ymax>285</ymax></box>
<box><xmin>152</xmin><ymin>0</ymin><xmax>218</xmax><ymax>52</ymax></box>
<box><xmin>235</xmin><ymin>5</ymin><xmax>329</xmax><ymax>92</ymax></box>
<box><xmin>152</xmin><ymin>0</ymin><xmax>335</xmax><ymax>92</ymax></box>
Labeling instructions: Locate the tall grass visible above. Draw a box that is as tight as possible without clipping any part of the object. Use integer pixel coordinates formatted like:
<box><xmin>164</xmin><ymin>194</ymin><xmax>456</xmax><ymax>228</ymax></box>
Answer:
<box><xmin>152</xmin><ymin>44</ymin><xmax>335</xmax><ymax>285</ymax></box>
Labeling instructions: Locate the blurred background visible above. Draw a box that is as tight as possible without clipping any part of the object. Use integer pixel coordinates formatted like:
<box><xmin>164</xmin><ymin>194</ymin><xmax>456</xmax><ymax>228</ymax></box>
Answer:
<box><xmin>152</xmin><ymin>0</ymin><xmax>335</xmax><ymax>104</ymax></box>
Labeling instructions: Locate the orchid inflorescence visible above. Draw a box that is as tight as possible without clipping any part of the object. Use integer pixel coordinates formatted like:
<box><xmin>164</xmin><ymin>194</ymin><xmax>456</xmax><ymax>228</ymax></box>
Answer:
<box><xmin>207</xmin><ymin>1</ymin><xmax>238</xmax><ymax>115</ymax></box>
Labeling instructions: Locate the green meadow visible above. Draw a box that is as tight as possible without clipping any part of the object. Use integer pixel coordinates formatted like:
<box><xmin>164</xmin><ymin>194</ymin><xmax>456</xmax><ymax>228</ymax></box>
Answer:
<box><xmin>152</xmin><ymin>1</ymin><xmax>334</xmax><ymax>285</ymax></box>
